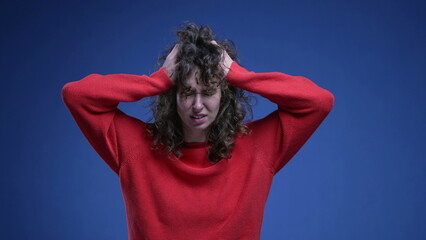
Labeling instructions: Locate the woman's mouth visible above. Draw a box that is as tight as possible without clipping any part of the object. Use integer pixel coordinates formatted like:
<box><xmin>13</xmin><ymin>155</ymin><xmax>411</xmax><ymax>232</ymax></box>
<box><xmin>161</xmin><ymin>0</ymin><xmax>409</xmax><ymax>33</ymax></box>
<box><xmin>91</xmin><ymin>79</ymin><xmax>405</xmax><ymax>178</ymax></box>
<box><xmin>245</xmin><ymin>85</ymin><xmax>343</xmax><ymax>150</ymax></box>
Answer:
<box><xmin>190</xmin><ymin>114</ymin><xmax>207</xmax><ymax>123</ymax></box>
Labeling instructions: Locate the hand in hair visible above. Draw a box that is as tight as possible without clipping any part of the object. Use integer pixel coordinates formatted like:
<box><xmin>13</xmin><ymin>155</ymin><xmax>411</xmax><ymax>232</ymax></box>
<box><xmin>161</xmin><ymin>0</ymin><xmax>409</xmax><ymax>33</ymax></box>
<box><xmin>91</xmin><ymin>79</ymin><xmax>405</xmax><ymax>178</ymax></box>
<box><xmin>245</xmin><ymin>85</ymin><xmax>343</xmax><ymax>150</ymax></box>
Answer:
<box><xmin>211</xmin><ymin>40</ymin><xmax>234</xmax><ymax>77</ymax></box>
<box><xmin>162</xmin><ymin>43</ymin><xmax>179</xmax><ymax>83</ymax></box>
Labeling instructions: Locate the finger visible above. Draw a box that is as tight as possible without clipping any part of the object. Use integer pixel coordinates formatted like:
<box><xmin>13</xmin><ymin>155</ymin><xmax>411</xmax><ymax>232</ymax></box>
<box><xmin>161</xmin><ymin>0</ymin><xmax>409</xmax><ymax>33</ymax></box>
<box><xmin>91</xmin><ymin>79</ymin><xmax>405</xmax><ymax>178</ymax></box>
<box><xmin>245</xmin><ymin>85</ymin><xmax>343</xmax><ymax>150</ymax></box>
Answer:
<box><xmin>171</xmin><ymin>43</ymin><xmax>179</xmax><ymax>54</ymax></box>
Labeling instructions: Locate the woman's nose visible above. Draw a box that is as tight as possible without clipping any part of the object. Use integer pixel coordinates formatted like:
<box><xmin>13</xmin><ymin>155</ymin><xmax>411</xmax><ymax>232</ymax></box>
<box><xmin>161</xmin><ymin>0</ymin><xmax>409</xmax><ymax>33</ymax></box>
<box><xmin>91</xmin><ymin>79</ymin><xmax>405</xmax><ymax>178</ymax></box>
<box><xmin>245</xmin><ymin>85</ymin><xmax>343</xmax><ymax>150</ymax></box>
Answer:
<box><xmin>192</xmin><ymin>94</ymin><xmax>203</xmax><ymax>111</ymax></box>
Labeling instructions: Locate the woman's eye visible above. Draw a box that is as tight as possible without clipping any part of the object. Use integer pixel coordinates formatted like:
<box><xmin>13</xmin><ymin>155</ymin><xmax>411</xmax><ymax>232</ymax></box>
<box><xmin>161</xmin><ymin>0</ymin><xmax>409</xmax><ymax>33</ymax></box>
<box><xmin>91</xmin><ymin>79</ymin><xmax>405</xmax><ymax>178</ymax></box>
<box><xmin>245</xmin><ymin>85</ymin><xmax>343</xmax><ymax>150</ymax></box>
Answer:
<box><xmin>202</xmin><ymin>90</ymin><xmax>216</xmax><ymax>96</ymax></box>
<box><xmin>181</xmin><ymin>92</ymin><xmax>194</xmax><ymax>97</ymax></box>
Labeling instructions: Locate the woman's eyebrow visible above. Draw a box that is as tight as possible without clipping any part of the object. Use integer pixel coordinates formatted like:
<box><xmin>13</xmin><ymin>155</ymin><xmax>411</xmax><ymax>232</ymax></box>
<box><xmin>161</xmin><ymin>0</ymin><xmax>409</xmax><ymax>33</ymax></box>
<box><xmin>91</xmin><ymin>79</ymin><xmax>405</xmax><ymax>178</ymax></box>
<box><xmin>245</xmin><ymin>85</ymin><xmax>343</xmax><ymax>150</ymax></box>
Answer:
<box><xmin>180</xmin><ymin>86</ymin><xmax>195</xmax><ymax>94</ymax></box>
<box><xmin>182</xmin><ymin>85</ymin><xmax>194</xmax><ymax>90</ymax></box>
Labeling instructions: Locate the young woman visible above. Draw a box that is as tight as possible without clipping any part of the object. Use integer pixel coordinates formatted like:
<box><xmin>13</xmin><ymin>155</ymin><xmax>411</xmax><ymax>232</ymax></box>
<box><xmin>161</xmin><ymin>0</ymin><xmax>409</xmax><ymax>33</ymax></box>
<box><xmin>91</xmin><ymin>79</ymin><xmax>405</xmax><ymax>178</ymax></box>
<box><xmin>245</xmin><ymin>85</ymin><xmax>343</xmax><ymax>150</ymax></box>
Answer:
<box><xmin>62</xmin><ymin>23</ymin><xmax>334</xmax><ymax>240</ymax></box>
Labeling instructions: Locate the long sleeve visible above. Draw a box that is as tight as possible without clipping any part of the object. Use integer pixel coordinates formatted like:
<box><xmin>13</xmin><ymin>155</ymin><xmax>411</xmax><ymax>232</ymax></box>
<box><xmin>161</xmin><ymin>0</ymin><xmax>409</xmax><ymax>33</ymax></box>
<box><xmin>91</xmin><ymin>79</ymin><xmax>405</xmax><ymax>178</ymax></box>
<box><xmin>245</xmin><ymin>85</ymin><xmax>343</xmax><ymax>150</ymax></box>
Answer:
<box><xmin>61</xmin><ymin>67</ymin><xmax>173</xmax><ymax>175</ymax></box>
<box><xmin>225</xmin><ymin>61</ymin><xmax>335</xmax><ymax>175</ymax></box>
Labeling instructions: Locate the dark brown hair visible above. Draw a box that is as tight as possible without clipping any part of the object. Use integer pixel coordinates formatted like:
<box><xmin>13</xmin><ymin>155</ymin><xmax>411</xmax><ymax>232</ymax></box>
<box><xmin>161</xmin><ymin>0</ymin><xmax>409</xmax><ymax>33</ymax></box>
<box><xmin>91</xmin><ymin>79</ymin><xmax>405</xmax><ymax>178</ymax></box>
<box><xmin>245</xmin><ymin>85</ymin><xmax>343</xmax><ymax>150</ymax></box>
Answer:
<box><xmin>146</xmin><ymin>21</ymin><xmax>253</xmax><ymax>164</ymax></box>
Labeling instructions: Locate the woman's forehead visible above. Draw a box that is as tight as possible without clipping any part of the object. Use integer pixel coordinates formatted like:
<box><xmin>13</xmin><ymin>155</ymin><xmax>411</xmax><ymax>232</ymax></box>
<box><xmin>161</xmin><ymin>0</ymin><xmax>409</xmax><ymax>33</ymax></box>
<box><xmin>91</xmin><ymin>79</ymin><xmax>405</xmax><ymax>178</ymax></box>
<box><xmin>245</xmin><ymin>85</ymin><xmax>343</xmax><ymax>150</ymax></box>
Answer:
<box><xmin>186</xmin><ymin>69</ymin><xmax>201</xmax><ymax>85</ymax></box>
<box><xmin>180</xmin><ymin>69</ymin><xmax>219</xmax><ymax>90</ymax></box>
<box><xmin>180</xmin><ymin>80</ymin><xmax>212</xmax><ymax>91</ymax></box>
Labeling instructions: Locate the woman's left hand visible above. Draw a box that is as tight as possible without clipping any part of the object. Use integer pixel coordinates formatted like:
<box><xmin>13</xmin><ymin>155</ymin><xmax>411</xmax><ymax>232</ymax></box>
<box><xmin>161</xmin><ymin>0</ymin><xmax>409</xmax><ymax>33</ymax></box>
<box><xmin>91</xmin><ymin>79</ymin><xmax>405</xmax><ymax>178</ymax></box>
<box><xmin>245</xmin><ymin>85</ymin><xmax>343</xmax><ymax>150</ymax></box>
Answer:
<box><xmin>211</xmin><ymin>40</ymin><xmax>233</xmax><ymax>77</ymax></box>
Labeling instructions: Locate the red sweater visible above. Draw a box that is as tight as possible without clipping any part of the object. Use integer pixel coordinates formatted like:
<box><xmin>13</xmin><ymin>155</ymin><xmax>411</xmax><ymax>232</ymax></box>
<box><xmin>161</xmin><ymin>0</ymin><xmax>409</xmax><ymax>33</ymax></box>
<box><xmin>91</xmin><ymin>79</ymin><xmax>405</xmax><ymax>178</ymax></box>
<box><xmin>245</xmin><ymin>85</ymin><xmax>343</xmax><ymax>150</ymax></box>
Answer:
<box><xmin>61</xmin><ymin>61</ymin><xmax>334</xmax><ymax>240</ymax></box>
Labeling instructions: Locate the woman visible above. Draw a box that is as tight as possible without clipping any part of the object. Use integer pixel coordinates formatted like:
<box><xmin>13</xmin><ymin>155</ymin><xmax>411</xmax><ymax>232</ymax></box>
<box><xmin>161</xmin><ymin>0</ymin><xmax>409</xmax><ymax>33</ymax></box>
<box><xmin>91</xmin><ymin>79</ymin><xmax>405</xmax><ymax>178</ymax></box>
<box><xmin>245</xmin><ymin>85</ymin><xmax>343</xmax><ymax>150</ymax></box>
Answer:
<box><xmin>62</xmin><ymin>23</ymin><xmax>334</xmax><ymax>240</ymax></box>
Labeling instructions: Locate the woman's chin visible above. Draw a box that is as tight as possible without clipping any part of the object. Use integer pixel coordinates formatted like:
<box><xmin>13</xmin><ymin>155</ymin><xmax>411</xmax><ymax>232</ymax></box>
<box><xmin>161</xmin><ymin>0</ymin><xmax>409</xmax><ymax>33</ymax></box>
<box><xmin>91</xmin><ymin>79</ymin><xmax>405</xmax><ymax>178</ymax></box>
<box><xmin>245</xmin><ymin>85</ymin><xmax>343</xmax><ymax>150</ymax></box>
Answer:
<box><xmin>185</xmin><ymin>122</ymin><xmax>211</xmax><ymax>133</ymax></box>
<box><xmin>189</xmin><ymin>125</ymin><xmax>208</xmax><ymax>131</ymax></box>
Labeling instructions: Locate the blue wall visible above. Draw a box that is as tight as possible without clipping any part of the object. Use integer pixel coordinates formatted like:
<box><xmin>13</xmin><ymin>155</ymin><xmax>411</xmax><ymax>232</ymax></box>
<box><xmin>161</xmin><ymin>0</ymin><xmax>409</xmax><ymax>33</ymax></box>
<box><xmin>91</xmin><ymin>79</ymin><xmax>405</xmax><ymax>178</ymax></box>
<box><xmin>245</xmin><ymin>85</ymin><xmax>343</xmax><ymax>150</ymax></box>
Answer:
<box><xmin>1</xmin><ymin>0</ymin><xmax>425</xmax><ymax>239</ymax></box>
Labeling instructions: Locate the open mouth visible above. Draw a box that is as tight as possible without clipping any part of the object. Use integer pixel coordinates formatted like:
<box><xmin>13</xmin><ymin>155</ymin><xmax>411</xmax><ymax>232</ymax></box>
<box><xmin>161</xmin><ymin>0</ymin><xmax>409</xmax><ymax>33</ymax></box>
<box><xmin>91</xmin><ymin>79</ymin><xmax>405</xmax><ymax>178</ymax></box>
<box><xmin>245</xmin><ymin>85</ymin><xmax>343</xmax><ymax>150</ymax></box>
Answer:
<box><xmin>190</xmin><ymin>114</ymin><xmax>206</xmax><ymax>119</ymax></box>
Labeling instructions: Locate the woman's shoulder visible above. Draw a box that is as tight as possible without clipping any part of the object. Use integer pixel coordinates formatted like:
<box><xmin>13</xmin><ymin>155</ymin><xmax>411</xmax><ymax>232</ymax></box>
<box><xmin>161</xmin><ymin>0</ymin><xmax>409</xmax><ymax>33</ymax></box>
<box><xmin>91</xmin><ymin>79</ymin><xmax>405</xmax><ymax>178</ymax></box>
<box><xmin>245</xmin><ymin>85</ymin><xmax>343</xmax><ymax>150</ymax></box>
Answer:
<box><xmin>244</xmin><ymin>110</ymin><xmax>280</xmax><ymax>129</ymax></box>
<box><xmin>234</xmin><ymin>110</ymin><xmax>281</xmax><ymax>141</ymax></box>
<box><xmin>113</xmin><ymin>109</ymin><xmax>154</xmax><ymax>144</ymax></box>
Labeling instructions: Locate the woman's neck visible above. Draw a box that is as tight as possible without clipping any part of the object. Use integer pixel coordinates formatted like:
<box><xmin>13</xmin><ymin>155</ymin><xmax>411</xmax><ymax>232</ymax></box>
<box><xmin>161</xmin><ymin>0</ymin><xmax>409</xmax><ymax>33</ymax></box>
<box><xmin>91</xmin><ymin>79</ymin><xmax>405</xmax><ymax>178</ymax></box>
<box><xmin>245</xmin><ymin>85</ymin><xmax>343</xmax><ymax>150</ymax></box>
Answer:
<box><xmin>183</xmin><ymin>129</ymin><xmax>207</xmax><ymax>143</ymax></box>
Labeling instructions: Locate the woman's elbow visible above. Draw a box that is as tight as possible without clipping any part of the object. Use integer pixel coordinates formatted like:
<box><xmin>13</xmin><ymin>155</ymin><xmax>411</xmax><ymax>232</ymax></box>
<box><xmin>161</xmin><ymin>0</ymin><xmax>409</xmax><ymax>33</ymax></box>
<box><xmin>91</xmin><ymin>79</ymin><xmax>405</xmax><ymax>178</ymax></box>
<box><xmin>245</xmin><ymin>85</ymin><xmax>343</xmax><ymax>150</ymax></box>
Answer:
<box><xmin>315</xmin><ymin>89</ymin><xmax>335</xmax><ymax>114</ymax></box>
<box><xmin>61</xmin><ymin>74</ymin><xmax>102</xmax><ymax>105</ymax></box>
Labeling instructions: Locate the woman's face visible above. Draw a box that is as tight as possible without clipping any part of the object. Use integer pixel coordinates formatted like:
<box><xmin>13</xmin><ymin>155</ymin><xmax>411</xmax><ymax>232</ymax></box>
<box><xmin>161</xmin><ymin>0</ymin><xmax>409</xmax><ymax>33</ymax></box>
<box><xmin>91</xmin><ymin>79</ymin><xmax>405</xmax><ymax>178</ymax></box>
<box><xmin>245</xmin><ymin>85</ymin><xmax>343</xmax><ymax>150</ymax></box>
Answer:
<box><xmin>176</xmin><ymin>68</ymin><xmax>222</xmax><ymax>142</ymax></box>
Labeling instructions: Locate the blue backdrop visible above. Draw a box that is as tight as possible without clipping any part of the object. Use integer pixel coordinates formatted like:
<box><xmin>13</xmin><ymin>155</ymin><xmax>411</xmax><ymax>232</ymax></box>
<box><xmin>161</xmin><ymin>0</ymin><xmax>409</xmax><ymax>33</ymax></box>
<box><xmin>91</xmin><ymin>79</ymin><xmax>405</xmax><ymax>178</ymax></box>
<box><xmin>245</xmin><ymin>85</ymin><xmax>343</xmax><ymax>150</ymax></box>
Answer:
<box><xmin>1</xmin><ymin>0</ymin><xmax>425</xmax><ymax>239</ymax></box>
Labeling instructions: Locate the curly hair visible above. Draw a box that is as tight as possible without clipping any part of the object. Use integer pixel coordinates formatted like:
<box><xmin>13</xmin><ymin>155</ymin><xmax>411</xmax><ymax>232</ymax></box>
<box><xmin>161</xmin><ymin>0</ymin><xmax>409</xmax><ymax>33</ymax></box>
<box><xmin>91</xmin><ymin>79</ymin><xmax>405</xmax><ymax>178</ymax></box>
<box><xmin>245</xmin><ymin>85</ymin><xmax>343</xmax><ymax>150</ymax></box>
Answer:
<box><xmin>146</xmin><ymin>22</ymin><xmax>254</xmax><ymax>164</ymax></box>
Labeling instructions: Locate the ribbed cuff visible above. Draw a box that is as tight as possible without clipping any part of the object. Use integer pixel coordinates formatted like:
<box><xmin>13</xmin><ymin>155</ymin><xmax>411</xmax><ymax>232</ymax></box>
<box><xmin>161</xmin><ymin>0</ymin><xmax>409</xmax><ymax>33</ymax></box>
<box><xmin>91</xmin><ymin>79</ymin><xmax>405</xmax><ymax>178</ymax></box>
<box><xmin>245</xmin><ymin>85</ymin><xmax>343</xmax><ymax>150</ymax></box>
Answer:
<box><xmin>149</xmin><ymin>67</ymin><xmax>174</xmax><ymax>90</ymax></box>
<box><xmin>224</xmin><ymin>61</ymin><xmax>250</xmax><ymax>85</ymax></box>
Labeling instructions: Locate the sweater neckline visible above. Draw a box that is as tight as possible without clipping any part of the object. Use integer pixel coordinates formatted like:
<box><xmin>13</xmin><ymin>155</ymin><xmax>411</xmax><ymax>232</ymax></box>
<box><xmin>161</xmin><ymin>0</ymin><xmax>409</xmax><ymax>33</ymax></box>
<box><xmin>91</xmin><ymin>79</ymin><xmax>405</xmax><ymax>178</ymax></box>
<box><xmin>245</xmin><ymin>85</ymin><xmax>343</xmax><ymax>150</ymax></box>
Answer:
<box><xmin>169</xmin><ymin>141</ymin><xmax>228</xmax><ymax>173</ymax></box>
<box><xmin>183</xmin><ymin>141</ymin><xmax>209</xmax><ymax>148</ymax></box>
<box><xmin>171</xmin><ymin>154</ymin><xmax>228</xmax><ymax>175</ymax></box>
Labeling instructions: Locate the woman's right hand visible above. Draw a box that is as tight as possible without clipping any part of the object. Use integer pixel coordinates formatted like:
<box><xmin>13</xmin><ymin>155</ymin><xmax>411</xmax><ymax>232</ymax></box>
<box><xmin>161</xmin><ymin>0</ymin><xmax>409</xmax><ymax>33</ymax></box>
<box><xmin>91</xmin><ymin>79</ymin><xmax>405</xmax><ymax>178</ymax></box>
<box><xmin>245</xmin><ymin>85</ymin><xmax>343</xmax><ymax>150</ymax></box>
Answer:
<box><xmin>162</xmin><ymin>43</ymin><xmax>179</xmax><ymax>84</ymax></box>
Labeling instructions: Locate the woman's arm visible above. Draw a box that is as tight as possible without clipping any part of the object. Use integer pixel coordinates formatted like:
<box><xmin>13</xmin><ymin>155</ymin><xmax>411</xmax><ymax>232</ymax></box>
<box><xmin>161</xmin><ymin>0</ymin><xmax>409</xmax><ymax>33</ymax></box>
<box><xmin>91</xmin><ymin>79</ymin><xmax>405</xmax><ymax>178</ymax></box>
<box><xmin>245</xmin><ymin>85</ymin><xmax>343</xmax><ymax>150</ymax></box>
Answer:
<box><xmin>61</xmin><ymin>45</ymin><xmax>178</xmax><ymax>174</ymax></box>
<box><xmin>61</xmin><ymin>69</ymin><xmax>173</xmax><ymax>174</ymax></box>
<box><xmin>221</xmin><ymin>50</ymin><xmax>334</xmax><ymax>175</ymax></box>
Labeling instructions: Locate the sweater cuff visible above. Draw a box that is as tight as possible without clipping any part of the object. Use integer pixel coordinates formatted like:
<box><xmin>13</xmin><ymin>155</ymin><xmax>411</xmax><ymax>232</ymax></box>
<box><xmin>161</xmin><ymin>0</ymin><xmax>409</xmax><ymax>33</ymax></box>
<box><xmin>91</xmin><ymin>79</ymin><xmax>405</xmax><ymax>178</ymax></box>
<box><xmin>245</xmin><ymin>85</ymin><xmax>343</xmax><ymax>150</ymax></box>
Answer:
<box><xmin>224</xmin><ymin>61</ymin><xmax>250</xmax><ymax>84</ymax></box>
<box><xmin>149</xmin><ymin>67</ymin><xmax>174</xmax><ymax>91</ymax></box>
